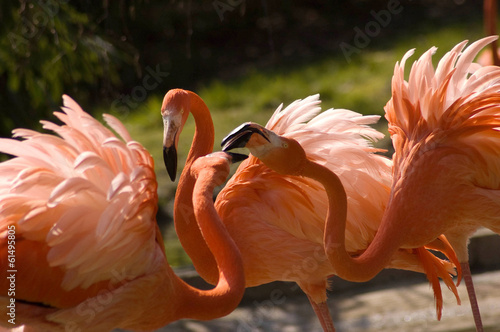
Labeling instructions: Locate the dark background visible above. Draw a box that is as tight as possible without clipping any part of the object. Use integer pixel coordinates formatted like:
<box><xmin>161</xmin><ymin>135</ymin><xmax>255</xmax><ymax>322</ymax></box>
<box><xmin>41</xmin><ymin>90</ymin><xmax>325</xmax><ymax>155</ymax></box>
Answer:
<box><xmin>0</xmin><ymin>0</ymin><xmax>485</xmax><ymax>138</ymax></box>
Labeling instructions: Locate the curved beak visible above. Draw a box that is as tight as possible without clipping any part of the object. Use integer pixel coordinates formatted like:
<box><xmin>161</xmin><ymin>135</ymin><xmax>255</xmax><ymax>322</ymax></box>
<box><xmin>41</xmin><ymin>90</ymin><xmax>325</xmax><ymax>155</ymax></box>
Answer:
<box><xmin>163</xmin><ymin>145</ymin><xmax>177</xmax><ymax>181</ymax></box>
<box><xmin>163</xmin><ymin>118</ymin><xmax>179</xmax><ymax>181</ymax></box>
<box><xmin>226</xmin><ymin>152</ymin><xmax>248</xmax><ymax>164</ymax></box>
<box><xmin>221</xmin><ymin>122</ymin><xmax>270</xmax><ymax>152</ymax></box>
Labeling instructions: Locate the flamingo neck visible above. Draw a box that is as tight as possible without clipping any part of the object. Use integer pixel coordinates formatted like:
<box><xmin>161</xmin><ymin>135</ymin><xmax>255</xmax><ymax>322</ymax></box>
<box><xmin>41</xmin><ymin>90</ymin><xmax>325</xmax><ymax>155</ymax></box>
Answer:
<box><xmin>174</xmin><ymin>165</ymin><xmax>245</xmax><ymax>320</ymax></box>
<box><xmin>174</xmin><ymin>92</ymin><xmax>218</xmax><ymax>282</ymax></box>
<box><xmin>185</xmin><ymin>91</ymin><xmax>215</xmax><ymax>163</ymax></box>
<box><xmin>301</xmin><ymin>160</ymin><xmax>401</xmax><ymax>282</ymax></box>
<box><xmin>485</xmin><ymin>0</ymin><xmax>500</xmax><ymax>65</ymax></box>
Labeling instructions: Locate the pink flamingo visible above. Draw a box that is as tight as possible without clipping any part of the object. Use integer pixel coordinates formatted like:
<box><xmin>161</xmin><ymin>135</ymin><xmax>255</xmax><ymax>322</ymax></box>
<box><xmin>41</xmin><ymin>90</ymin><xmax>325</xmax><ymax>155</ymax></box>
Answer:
<box><xmin>478</xmin><ymin>0</ymin><xmax>500</xmax><ymax>66</ymax></box>
<box><xmin>309</xmin><ymin>37</ymin><xmax>500</xmax><ymax>332</ymax></box>
<box><xmin>0</xmin><ymin>96</ymin><xmax>245</xmax><ymax>331</ymax></box>
<box><xmin>162</xmin><ymin>90</ymin><xmax>461</xmax><ymax>331</ymax></box>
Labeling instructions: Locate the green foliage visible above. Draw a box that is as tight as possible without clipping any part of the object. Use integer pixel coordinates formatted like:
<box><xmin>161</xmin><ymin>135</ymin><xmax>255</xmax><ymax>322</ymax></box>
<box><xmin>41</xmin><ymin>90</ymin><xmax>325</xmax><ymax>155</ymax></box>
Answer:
<box><xmin>0</xmin><ymin>1</ymin><xmax>133</xmax><ymax>137</ymax></box>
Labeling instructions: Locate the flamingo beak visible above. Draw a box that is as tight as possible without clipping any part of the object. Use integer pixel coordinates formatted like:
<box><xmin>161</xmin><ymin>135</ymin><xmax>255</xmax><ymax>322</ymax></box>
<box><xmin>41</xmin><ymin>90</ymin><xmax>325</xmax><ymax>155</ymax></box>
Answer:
<box><xmin>221</xmin><ymin>122</ymin><xmax>270</xmax><ymax>151</ymax></box>
<box><xmin>163</xmin><ymin>118</ymin><xmax>179</xmax><ymax>181</ymax></box>
<box><xmin>163</xmin><ymin>144</ymin><xmax>177</xmax><ymax>181</ymax></box>
<box><xmin>226</xmin><ymin>152</ymin><xmax>249</xmax><ymax>164</ymax></box>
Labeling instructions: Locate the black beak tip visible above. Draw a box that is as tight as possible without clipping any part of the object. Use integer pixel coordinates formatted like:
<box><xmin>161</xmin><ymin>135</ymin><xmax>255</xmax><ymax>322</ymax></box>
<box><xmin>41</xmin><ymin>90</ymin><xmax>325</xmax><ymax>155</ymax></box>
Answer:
<box><xmin>221</xmin><ymin>123</ymin><xmax>254</xmax><ymax>152</ymax></box>
<box><xmin>227</xmin><ymin>152</ymin><xmax>248</xmax><ymax>164</ymax></box>
<box><xmin>163</xmin><ymin>146</ymin><xmax>177</xmax><ymax>181</ymax></box>
<box><xmin>221</xmin><ymin>135</ymin><xmax>250</xmax><ymax>152</ymax></box>
<box><xmin>221</xmin><ymin>122</ymin><xmax>270</xmax><ymax>152</ymax></box>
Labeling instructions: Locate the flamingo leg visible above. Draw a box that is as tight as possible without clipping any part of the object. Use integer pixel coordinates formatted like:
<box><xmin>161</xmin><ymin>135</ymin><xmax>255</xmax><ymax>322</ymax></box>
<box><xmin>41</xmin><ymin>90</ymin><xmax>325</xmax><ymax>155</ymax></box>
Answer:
<box><xmin>306</xmin><ymin>295</ymin><xmax>336</xmax><ymax>332</ymax></box>
<box><xmin>461</xmin><ymin>262</ymin><xmax>483</xmax><ymax>332</ymax></box>
<box><xmin>427</xmin><ymin>235</ymin><xmax>463</xmax><ymax>285</ymax></box>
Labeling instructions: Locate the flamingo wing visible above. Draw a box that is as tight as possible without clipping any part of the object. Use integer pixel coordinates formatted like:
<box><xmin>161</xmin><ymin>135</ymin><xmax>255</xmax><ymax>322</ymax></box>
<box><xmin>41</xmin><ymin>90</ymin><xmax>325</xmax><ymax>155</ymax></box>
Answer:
<box><xmin>218</xmin><ymin>95</ymin><xmax>393</xmax><ymax>253</ymax></box>
<box><xmin>0</xmin><ymin>95</ymin><xmax>162</xmax><ymax>308</ymax></box>
<box><xmin>218</xmin><ymin>95</ymin><xmax>458</xmax><ymax>311</ymax></box>
<box><xmin>385</xmin><ymin>36</ymin><xmax>500</xmax><ymax>189</ymax></box>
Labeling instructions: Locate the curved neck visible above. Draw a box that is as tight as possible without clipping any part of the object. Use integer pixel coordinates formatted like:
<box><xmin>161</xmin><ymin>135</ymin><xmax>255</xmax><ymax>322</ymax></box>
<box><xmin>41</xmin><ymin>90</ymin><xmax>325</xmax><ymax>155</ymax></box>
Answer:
<box><xmin>174</xmin><ymin>165</ymin><xmax>245</xmax><ymax>320</ymax></box>
<box><xmin>302</xmin><ymin>160</ymin><xmax>401</xmax><ymax>282</ymax></box>
<box><xmin>485</xmin><ymin>0</ymin><xmax>500</xmax><ymax>65</ymax></box>
<box><xmin>174</xmin><ymin>92</ymin><xmax>218</xmax><ymax>281</ymax></box>
<box><xmin>186</xmin><ymin>91</ymin><xmax>215</xmax><ymax>163</ymax></box>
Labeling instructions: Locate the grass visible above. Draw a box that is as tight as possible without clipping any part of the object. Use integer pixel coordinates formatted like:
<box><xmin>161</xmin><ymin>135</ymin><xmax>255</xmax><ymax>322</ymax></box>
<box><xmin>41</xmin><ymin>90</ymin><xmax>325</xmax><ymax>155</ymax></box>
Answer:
<box><xmin>101</xmin><ymin>19</ymin><xmax>485</xmax><ymax>267</ymax></box>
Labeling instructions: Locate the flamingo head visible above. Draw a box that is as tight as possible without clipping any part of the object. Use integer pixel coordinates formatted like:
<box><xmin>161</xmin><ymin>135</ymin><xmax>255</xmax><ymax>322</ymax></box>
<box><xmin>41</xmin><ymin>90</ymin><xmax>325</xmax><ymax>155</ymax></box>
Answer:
<box><xmin>222</xmin><ymin>122</ymin><xmax>307</xmax><ymax>176</ymax></box>
<box><xmin>161</xmin><ymin>89</ymin><xmax>192</xmax><ymax>181</ymax></box>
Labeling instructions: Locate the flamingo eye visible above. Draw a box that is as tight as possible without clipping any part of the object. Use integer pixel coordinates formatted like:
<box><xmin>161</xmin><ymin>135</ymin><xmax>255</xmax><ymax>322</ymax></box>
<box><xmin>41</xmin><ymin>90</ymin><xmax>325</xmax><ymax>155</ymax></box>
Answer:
<box><xmin>282</xmin><ymin>142</ymin><xmax>288</xmax><ymax>148</ymax></box>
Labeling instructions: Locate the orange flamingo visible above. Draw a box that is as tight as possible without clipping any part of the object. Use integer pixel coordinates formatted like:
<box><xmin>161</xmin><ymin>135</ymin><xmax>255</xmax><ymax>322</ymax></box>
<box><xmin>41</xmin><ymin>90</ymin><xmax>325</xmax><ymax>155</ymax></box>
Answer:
<box><xmin>478</xmin><ymin>0</ymin><xmax>500</xmax><ymax>66</ymax></box>
<box><xmin>162</xmin><ymin>90</ymin><xmax>460</xmax><ymax>331</ymax></box>
<box><xmin>297</xmin><ymin>37</ymin><xmax>500</xmax><ymax>332</ymax></box>
<box><xmin>0</xmin><ymin>96</ymin><xmax>245</xmax><ymax>331</ymax></box>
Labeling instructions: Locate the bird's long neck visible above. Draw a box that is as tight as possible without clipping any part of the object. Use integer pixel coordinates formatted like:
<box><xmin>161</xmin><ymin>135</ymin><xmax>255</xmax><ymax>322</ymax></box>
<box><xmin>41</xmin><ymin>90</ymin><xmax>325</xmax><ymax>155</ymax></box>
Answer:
<box><xmin>485</xmin><ymin>0</ymin><xmax>500</xmax><ymax>65</ymax></box>
<box><xmin>302</xmin><ymin>160</ymin><xmax>402</xmax><ymax>282</ymax></box>
<box><xmin>174</xmin><ymin>93</ymin><xmax>218</xmax><ymax>281</ymax></box>
<box><xmin>120</xmin><ymin>163</ymin><xmax>244</xmax><ymax>329</ymax></box>
<box><xmin>185</xmin><ymin>92</ymin><xmax>215</xmax><ymax>163</ymax></box>
<box><xmin>173</xmin><ymin>165</ymin><xmax>245</xmax><ymax>320</ymax></box>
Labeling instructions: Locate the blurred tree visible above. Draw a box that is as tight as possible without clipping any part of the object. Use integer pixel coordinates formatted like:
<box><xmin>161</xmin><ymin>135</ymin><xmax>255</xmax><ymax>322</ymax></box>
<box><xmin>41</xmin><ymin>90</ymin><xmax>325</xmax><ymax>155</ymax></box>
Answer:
<box><xmin>0</xmin><ymin>0</ymin><xmax>482</xmax><ymax>138</ymax></box>
<box><xmin>0</xmin><ymin>0</ymin><xmax>137</xmax><ymax>137</ymax></box>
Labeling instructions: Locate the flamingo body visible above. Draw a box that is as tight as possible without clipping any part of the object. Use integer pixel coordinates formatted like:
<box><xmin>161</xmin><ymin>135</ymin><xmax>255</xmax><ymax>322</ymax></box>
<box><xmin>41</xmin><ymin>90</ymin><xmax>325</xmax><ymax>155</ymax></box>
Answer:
<box><xmin>384</xmin><ymin>37</ymin><xmax>500</xmax><ymax>330</ymax></box>
<box><xmin>317</xmin><ymin>36</ymin><xmax>500</xmax><ymax>331</ymax></box>
<box><xmin>163</xmin><ymin>90</ymin><xmax>460</xmax><ymax>331</ymax></box>
<box><xmin>0</xmin><ymin>96</ymin><xmax>245</xmax><ymax>331</ymax></box>
<box><xmin>216</xmin><ymin>98</ymin><xmax>395</xmax><ymax>299</ymax></box>
<box><xmin>385</xmin><ymin>36</ymin><xmax>500</xmax><ymax>258</ymax></box>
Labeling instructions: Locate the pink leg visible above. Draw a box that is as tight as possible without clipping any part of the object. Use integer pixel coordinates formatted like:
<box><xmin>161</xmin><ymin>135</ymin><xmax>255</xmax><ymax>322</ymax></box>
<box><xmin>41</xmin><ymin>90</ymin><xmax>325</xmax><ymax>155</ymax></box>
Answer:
<box><xmin>306</xmin><ymin>295</ymin><xmax>336</xmax><ymax>332</ymax></box>
<box><xmin>461</xmin><ymin>262</ymin><xmax>483</xmax><ymax>332</ymax></box>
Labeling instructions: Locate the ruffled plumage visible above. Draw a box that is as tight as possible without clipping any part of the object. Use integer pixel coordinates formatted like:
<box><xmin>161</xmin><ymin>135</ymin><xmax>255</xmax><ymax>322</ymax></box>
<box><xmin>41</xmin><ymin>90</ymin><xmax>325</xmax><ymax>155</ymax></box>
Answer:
<box><xmin>0</xmin><ymin>95</ymin><xmax>248</xmax><ymax>331</ymax></box>
<box><xmin>383</xmin><ymin>37</ymin><xmax>500</xmax><ymax>324</ymax></box>
<box><xmin>216</xmin><ymin>94</ymin><xmax>457</xmax><ymax>309</ymax></box>
<box><xmin>0</xmin><ymin>95</ymin><xmax>160</xmax><ymax>297</ymax></box>
<box><xmin>385</xmin><ymin>36</ymin><xmax>500</xmax><ymax>189</ymax></box>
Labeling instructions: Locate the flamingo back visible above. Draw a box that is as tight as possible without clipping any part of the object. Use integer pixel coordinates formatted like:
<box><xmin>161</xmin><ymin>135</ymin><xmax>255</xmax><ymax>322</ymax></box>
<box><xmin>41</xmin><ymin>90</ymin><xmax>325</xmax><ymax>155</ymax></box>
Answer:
<box><xmin>218</xmin><ymin>95</ymin><xmax>393</xmax><ymax>254</ymax></box>
<box><xmin>216</xmin><ymin>95</ymin><xmax>459</xmax><ymax>309</ymax></box>
<box><xmin>0</xmin><ymin>95</ymin><xmax>162</xmax><ymax>307</ymax></box>
<box><xmin>385</xmin><ymin>36</ymin><xmax>500</xmax><ymax>190</ymax></box>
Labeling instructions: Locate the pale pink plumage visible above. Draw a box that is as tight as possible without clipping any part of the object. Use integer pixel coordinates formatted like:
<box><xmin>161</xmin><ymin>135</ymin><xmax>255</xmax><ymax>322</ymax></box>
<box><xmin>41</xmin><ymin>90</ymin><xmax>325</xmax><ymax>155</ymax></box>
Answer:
<box><xmin>384</xmin><ymin>36</ymin><xmax>500</xmax><ymax>331</ymax></box>
<box><xmin>0</xmin><ymin>96</ymin><xmax>159</xmax><ymax>288</ymax></box>
<box><xmin>0</xmin><ymin>96</ymin><xmax>245</xmax><ymax>331</ymax></box>
<box><xmin>386</xmin><ymin>36</ymin><xmax>500</xmax><ymax>250</ymax></box>
<box><xmin>215</xmin><ymin>95</ymin><xmax>458</xmax><ymax>315</ymax></box>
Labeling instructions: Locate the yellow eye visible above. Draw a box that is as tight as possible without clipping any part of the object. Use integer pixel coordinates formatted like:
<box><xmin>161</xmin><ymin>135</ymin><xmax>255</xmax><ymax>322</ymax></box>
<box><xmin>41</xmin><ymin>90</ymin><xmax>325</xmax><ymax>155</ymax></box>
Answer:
<box><xmin>282</xmin><ymin>142</ymin><xmax>288</xmax><ymax>148</ymax></box>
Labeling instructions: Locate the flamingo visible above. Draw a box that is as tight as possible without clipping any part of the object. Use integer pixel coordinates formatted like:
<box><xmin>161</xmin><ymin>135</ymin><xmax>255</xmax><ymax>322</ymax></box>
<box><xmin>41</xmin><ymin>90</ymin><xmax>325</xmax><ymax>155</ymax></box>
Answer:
<box><xmin>0</xmin><ymin>96</ymin><xmax>246</xmax><ymax>331</ymax></box>
<box><xmin>478</xmin><ymin>0</ymin><xmax>500</xmax><ymax>66</ymax></box>
<box><xmin>162</xmin><ymin>90</ymin><xmax>461</xmax><ymax>331</ymax></box>
<box><xmin>290</xmin><ymin>37</ymin><xmax>500</xmax><ymax>332</ymax></box>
